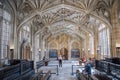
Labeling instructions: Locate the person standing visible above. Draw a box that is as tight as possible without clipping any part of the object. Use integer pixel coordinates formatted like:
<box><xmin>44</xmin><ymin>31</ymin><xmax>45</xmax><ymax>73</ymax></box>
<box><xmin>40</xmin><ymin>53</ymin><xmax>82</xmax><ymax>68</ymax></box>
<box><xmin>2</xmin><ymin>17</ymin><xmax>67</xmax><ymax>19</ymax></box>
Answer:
<box><xmin>58</xmin><ymin>55</ymin><xmax>62</xmax><ymax>67</ymax></box>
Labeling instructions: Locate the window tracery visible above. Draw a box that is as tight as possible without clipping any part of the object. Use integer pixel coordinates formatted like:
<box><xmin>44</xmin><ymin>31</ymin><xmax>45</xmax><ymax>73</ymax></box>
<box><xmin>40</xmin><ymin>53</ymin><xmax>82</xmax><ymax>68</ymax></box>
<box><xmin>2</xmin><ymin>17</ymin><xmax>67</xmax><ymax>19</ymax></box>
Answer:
<box><xmin>1</xmin><ymin>10</ymin><xmax>11</xmax><ymax>58</ymax></box>
<box><xmin>98</xmin><ymin>24</ymin><xmax>110</xmax><ymax>58</ymax></box>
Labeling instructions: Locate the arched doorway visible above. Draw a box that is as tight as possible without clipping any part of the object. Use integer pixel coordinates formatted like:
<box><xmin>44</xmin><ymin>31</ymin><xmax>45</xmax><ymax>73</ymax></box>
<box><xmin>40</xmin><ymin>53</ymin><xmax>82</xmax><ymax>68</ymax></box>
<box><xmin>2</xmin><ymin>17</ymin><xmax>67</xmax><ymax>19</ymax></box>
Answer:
<box><xmin>20</xmin><ymin>40</ymin><xmax>31</xmax><ymax>60</ymax></box>
<box><xmin>24</xmin><ymin>46</ymin><xmax>30</xmax><ymax>60</ymax></box>
<box><xmin>60</xmin><ymin>48</ymin><xmax>68</xmax><ymax>60</ymax></box>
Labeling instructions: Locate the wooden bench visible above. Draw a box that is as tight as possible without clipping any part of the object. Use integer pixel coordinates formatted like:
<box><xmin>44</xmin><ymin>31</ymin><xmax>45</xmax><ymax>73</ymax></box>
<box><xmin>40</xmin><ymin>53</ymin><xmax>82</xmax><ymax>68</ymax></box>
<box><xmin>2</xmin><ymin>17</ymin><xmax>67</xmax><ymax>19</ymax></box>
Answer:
<box><xmin>95</xmin><ymin>60</ymin><xmax>120</xmax><ymax>79</ymax></box>
<box><xmin>30</xmin><ymin>70</ymin><xmax>51</xmax><ymax>80</ymax></box>
<box><xmin>94</xmin><ymin>74</ymin><xmax>112</xmax><ymax>80</ymax></box>
<box><xmin>41</xmin><ymin>70</ymin><xmax>51</xmax><ymax>80</ymax></box>
<box><xmin>30</xmin><ymin>70</ymin><xmax>43</xmax><ymax>80</ymax></box>
<box><xmin>76</xmin><ymin>70</ymin><xmax>98</xmax><ymax>80</ymax></box>
<box><xmin>36</xmin><ymin>60</ymin><xmax>44</xmax><ymax>72</ymax></box>
<box><xmin>90</xmin><ymin>76</ymin><xmax>98</xmax><ymax>80</ymax></box>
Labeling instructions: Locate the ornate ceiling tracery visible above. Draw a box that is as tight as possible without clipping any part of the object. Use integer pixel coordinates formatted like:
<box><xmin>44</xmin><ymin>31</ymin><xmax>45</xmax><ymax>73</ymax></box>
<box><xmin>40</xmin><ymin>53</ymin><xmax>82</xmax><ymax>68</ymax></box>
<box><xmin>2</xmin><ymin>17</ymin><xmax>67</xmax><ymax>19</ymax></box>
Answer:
<box><xmin>8</xmin><ymin>0</ymin><xmax>115</xmax><ymax>39</ymax></box>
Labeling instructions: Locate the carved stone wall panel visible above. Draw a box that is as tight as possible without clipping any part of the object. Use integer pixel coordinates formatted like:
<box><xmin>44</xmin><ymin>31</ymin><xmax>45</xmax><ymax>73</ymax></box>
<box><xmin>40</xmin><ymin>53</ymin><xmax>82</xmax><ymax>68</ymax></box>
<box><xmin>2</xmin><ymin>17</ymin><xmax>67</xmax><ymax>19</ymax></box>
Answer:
<box><xmin>47</xmin><ymin>33</ymin><xmax>82</xmax><ymax>59</ymax></box>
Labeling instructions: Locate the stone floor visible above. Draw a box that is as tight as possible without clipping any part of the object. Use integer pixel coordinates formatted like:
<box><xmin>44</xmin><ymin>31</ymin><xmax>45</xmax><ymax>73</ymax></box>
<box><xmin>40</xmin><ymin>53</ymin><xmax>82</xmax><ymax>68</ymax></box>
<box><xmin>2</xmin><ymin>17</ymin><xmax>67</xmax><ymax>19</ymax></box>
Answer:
<box><xmin>39</xmin><ymin>60</ymin><xmax>80</xmax><ymax>80</ymax></box>
<box><xmin>38</xmin><ymin>60</ymin><xmax>119</xmax><ymax>80</ymax></box>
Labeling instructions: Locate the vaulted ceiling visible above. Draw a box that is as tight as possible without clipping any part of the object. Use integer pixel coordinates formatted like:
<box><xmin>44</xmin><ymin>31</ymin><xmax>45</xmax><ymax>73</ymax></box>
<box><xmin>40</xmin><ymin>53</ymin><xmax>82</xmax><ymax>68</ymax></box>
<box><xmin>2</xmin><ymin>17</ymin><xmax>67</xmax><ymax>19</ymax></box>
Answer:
<box><xmin>8</xmin><ymin>0</ymin><xmax>114</xmax><ymax>39</ymax></box>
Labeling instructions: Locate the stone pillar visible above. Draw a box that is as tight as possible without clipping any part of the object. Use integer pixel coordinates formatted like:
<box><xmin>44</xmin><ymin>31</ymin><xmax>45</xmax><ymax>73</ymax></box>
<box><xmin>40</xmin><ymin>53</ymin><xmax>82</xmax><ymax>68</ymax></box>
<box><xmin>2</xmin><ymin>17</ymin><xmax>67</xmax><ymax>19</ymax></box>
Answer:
<box><xmin>43</xmin><ymin>39</ymin><xmax>46</xmax><ymax>57</ymax></box>
<box><xmin>110</xmin><ymin>0</ymin><xmax>119</xmax><ymax>57</ymax></box>
<box><xmin>34</xmin><ymin>35</ymin><xmax>40</xmax><ymax>62</ymax></box>
<box><xmin>39</xmin><ymin>34</ymin><xmax>42</xmax><ymax>60</ymax></box>
<box><xmin>84</xmin><ymin>39</ymin><xmax>87</xmax><ymax>57</ymax></box>
<box><xmin>31</xmin><ymin>28</ymin><xmax>35</xmax><ymax>61</ymax></box>
<box><xmin>94</xmin><ymin>31</ymin><xmax>98</xmax><ymax>59</ymax></box>
<box><xmin>45</xmin><ymin>39</ymin><xmax>49</xmax><ymax>58</ymax></box>
<box><xmin>30</xmin><ymin>26</ymin><xmax>33</xmax><ymax>60</ymax></box>
<box><xmin>58</xmin><ymin>36</ymin><xmax>60</xmax><ymax>55</ymax></box>
<box><xmin>32</xmin><ymin>35</ymin><xmax>36</xmax><ymax>69</ymax></box>
<box><xmin>0</xmin><ymin>12</ymin><xmax>3</xmax><ymax>59</ymax></box>
<box><xmin>0</xmin><ymin>7</ymin><xmax>3</xmax><ymax>66</ymax></box>
<box><xmin>68</xmin><ymin>38</ymin><xmax>71</xmax><ymax>60</ymax></box>
<box><xmin>110</xmin><ymin>28</ymin><xmax>116</xmax><ymax>57</ymax></box>
<box><xmin>81</xmin><ymin>40</ymin><xmax>84</xmax><ymax>58</ymax></box>
<box><xmin>81</xmin><ymin>40</ymin><xmax>85</xmax><ymax>58</ymax></box>
<box><xmin>41</xmin><ymin>36</ymin><xmax>45</xmax><ymax>59</ymax></box>
<box><xmin>13</xmin><ymin>11</ymin><xmax>18</xmax><ymax>59</ymax></box>
<box><xmin>86</xmin><ymin>34</ymin><xmax>89</xmax><ymax>59</ymax></box>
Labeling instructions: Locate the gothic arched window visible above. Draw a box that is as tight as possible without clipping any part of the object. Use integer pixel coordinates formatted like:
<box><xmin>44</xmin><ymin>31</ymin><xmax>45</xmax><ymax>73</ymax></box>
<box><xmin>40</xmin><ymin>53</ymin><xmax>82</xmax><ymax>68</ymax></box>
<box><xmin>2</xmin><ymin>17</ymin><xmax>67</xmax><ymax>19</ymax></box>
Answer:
<box><xmin>1</xmin><ymin>10</ymin><xmax>11</xmax><ymax>58</ymax></box>
<box><xmin>98</xmin><ymin>24</ymin><xmax>110</xmax><ymax>59</ymax></box>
